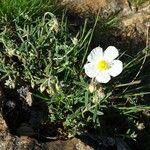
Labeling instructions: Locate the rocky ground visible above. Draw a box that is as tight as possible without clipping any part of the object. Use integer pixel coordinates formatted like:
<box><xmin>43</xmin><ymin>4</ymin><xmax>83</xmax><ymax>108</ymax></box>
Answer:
<box><xmin>0</xmin><ymin>86</ymin><xmax>131</xmax><ymax>149</ymax></box>
<box><xmin>60</xmin><ymin>0</ymin><xmax>150</xmax><ymax>44</ymax></box>
<box><xmin>0</xmin><ymin>85</ymin><xmax>91</xmax><ymax>150</ymax></box>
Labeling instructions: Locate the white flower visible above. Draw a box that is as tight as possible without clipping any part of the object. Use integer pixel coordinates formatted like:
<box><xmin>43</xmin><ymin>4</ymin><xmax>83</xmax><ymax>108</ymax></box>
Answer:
<box><xmin>84</xmin><ymin>46</ymin><xmax>123</xmax><ymax>83</ymax></box>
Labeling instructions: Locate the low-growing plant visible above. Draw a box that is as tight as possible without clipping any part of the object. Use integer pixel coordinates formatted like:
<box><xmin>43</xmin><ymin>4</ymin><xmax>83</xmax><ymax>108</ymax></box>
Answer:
<box><xmin>0</xmin><ymin>8</ymin><xmax>150</xmax><ymax>146</ymax></box>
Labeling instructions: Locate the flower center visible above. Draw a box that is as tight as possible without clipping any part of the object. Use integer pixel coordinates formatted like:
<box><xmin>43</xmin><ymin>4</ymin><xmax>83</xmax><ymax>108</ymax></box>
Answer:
<box><xmin>97</xmin><ymin>60</ymin><xmax>109</xmax><ymax>71</ymax></box>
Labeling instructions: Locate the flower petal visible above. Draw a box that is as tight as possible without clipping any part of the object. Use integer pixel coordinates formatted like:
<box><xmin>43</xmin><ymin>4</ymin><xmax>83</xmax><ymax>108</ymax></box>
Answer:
<box><xmin>88</xmin><ymin>46</ymin><xmax>103</xmax><ymax>62</ymax></box>
<box><xmin>95</xmin><ymin>71</ymin><xmax>111</xmax><ymax>83</ymax></box>
<box><xmin>104</xmin><ymin>46</ymin><xmax>119</xmax><ymax>61</ymax></box>
<box><xmin>108</xmin><ymin>60</ymin><xmax>123</xmax><ymax>77</ymax></box>
<box><xmin>84</xmin><ymin>63</ymin><xmax>98</xmax><ymax>78</ymax></box>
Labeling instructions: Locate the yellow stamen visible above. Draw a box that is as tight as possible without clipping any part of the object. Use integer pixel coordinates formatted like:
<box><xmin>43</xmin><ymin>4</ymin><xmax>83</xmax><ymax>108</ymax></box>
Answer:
<box><xmin>97</xmin><ymin>60</ymin><xmax>109</xmax><ymax>71</ymax></box>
